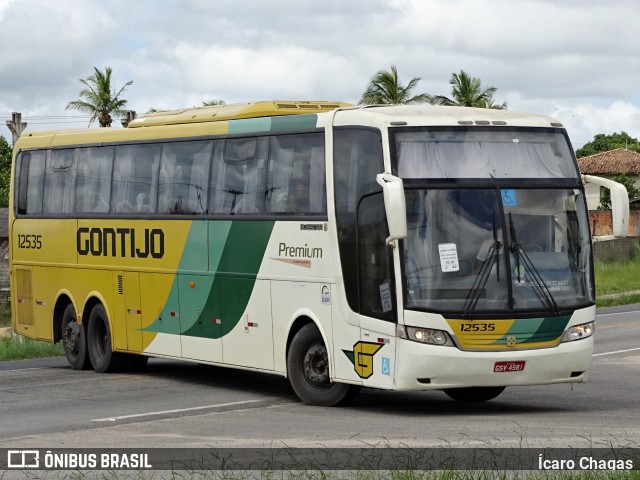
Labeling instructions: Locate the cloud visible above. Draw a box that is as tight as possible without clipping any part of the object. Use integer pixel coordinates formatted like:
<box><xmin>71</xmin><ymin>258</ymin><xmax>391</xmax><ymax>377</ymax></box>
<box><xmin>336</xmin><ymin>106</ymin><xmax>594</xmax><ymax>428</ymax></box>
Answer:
<box><xmin>0</xmin><ymin>0</ymin><xmax>118</xmax><ymax>119</ymax></box>
<box><xmin>1</xmin><ymin>0</ymin><xmax>640</xmax><ymax>142</ymax></box>
<box><xmin>552</xmin><ymin>101</ymin><xmax>640</xmax><ymax>150</ymax></box>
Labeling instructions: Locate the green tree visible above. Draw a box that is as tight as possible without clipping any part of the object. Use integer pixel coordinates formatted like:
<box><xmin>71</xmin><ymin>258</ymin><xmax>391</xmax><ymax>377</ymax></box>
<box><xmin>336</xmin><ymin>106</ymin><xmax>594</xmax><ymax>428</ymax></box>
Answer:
<box><xmin>359</xmin><ymin>65</ymin><xmax>431</xmax><ymax>105</ymax></box>
<box><xmin>576</xmin><ymin>132</ymin><xmax>640</xmax><ymax>158</ymax></box>
<box><xmin>598</xmin><ymin>173</ymin><xmax>640</xmax><ymax>210</ymax></box>
<box><xmin>66</xmin><ymin>67</ymin><xmax>133</xmax><ymax>127</ymax></box>
<box><xmin>433</xmin><ymin>70</ymin><xmax>506</xmax><ymax>109</ymax></box>
<box><xmin>202</xmin><ymin>99</ymin><xmax>226</xmax><ymax>106</ymax></box>
<box><xmin>0</xmin><ymin>135</ymin><xmax>12</xmax><ymax>208</ymax></box>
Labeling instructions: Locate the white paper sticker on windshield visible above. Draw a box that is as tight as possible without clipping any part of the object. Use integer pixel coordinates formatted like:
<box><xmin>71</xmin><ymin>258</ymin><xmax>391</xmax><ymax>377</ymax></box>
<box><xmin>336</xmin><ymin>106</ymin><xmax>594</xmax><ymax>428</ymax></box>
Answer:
<box><xmin>379</xmin><ymin>283</ymin><xmax>393</xmax><ymax>313</ymax></box>
<box><xmin>438</xmin><ymin>243</ymin><xmax>460</xmax><ymax>272</ymax></box>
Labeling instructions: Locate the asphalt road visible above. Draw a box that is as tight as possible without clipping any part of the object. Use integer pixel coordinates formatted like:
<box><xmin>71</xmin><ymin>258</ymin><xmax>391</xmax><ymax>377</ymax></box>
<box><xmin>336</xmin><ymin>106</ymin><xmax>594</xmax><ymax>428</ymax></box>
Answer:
<box><xmin>0</xmin><ymin>305</ymin><xmax>638</xmax><ymax>450</ymax></box>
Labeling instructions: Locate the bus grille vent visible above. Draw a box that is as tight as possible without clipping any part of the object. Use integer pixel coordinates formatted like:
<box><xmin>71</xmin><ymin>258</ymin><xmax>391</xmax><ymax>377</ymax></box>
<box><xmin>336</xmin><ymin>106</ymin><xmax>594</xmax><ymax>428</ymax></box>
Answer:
<box><xmin>15</xmin><ymin>269</ymin><xmax>34</xmax><ymax>325</ymax></box>
<box><xmin>117</xmin><ymin>275</ymin><xmax>124</xmax><ymax>295</ymax></box>
<box><xmin>275</xmin><ymin>102</ymin><xmax>342</xmax><ymax>110</ymax></box>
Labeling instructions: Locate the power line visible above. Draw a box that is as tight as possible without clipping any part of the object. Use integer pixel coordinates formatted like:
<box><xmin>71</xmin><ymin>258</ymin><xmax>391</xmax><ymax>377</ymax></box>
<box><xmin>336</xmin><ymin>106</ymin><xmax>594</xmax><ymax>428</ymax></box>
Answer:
<box><xmin>0</xmin><ymin>114</ymin><xmax>92</xmax><ymax>120</ymax></box>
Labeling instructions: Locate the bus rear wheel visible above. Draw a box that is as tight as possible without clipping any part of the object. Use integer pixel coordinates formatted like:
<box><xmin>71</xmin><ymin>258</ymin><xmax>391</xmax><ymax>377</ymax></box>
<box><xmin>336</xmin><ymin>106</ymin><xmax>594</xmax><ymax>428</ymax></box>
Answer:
<box><xmin>287</xmin><ymin>323</ymin><xmax>359</xmax><ymax>406</ymax></box>
<box><xmin>87</xmin><ymin>304</ymin><xmax>128</xmax><ymax>373</ymax></box>
<box><xmin>443</xmin><ymin>386</ymin><xmax>505</xmax><ymax>402</ymax></box>
<box><xmin>61</xmin><ymin>304</ymin><xmax>91</xmax><ymax>370</ymax></box>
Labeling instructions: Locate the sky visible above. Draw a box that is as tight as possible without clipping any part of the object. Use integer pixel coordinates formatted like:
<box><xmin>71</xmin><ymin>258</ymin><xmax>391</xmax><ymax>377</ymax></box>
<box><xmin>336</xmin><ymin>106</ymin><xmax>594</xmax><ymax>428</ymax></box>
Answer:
<box><xmin>1</xmin><ymin>0</ymin><xmax>640</xmax><ymax>151</ymax></box>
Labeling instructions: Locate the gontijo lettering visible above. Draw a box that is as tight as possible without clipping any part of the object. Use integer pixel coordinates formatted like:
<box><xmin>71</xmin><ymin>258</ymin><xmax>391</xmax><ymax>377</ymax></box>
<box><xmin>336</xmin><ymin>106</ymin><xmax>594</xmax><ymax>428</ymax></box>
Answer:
<box><xmin>77</xmin><ymin>227</ymin><xmax>164</xmax><ymax>258</ymax></box>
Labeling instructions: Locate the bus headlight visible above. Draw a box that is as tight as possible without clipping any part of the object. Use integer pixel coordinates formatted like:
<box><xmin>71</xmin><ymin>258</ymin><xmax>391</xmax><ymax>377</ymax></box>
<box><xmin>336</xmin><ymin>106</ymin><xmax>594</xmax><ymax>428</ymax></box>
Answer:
<box><xmin>402</xmin><ymin>326</ymin><xmax>454</xmax><ymax>346</ymax></box>
<box><xmin>561</xmin><ymin>322</ymin><xmax>595</xmax><ymax>342</ymax></box>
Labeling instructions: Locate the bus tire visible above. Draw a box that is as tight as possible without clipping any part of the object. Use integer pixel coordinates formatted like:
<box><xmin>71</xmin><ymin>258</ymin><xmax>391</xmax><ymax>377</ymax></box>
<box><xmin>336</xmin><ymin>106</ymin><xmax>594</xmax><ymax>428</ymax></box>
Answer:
<box><xmin>61</xmin><ymin>304</ymin><xmax>91</xmax><ymax>370</ymax></box>
<box><xmin>287</xmin><ymin>323</ymin><xmax>360</xmax><ymax>406</ymax></box>
<box><xmin>443</xmin><ymin>386</ymin><xmax>505</xmax><ymax>402</ymax></box>
<box><xmin>87</xmin><ymin>304</ymin><xmax>128</xmax><ymax>373</ymax></box>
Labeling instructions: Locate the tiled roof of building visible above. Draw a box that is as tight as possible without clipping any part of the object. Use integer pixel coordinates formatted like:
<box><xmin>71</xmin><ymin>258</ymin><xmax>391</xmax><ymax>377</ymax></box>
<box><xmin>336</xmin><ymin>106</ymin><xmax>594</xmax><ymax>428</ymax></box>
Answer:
<box><xmin>577</xmin><ymin>148</ymin><xmax>640</xmax><ymax>175</ymax></box>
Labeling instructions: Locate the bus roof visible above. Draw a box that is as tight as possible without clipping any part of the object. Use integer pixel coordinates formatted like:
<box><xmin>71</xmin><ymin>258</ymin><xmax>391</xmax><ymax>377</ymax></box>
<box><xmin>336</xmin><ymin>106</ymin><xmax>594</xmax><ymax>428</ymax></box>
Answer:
<box><xmin>332</xmin><ymin>105</ymin><xmax>564</xmax><ymax>129</ymax></box>
<box><xmin>128</xmin><ymin>100</ymin><xmax>353</xmax><ymax>128</ymax></box>
<box><xmin>13</xmin><ymin>103</ymin><xmax>564</xmax><ymax>152</ymax></box>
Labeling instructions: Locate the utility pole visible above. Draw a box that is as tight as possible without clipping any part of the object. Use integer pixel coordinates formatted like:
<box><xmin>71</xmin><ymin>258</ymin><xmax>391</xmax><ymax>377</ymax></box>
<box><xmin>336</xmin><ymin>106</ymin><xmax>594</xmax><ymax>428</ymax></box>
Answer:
<box><xmin>6</xmin><ymin>112</ymin><xmax>27</xmax><ymax>146</ymax></box>
<box><xmin>120</xmin><ymin>110</ymin><xmax>136</xmax><ymax>128</ymax></box>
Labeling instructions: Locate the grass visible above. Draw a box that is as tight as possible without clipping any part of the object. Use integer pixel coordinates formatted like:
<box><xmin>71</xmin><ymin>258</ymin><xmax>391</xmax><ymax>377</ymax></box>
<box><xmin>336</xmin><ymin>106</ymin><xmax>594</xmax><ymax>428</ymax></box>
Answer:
<box><xmin>594</xmin><ymin>249</ymin><xmax>640</xmax><ymax>306</ymax></box>
<box><xmin>0</xmin><ymin>290</ymin><xmax>64</xmax><ymax>361</ymax></box>
<box><xmin>0</xmin><ymin>290</ymin><xmax>10</xmax><ymax>328</ymax></box>
<box><xmin>2</xmin><ymin>470</ymin><xmax>638</xmax><ymax>480</ymax></box>
<box><xmin>0</xmin><ymin>334</ymin><xmax>63</xmax><ymax>361</ymax></box>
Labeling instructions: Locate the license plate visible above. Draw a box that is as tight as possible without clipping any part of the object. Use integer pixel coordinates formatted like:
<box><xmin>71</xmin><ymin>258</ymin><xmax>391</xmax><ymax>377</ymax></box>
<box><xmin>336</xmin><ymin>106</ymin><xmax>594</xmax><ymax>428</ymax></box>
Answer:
<box><xmin>494</xmin><ymin>361</ymin><xmax>526</xmax><ymax>372</ymax></box>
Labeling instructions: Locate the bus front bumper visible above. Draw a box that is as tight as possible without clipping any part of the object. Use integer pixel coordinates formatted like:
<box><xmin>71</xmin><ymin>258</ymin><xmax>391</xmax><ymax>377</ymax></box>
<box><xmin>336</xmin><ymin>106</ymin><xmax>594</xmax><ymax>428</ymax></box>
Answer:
<box><xmin>393</xmin><ymin>336</ymin><xmax>594</xmax><ymax>391</ymax></box>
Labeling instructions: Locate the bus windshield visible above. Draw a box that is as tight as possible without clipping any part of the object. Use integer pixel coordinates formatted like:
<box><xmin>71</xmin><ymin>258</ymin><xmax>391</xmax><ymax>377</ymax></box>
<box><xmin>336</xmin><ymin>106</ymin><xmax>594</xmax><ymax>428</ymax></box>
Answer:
<box><xmin>396</xmin><ymin>128</ymin><xmax>579</xmax><ymax>179</ymax></box>
<box><xmin>402</xmin><ymin>188</ymin><xmax>593</xmax><ymax>315</ymax></box>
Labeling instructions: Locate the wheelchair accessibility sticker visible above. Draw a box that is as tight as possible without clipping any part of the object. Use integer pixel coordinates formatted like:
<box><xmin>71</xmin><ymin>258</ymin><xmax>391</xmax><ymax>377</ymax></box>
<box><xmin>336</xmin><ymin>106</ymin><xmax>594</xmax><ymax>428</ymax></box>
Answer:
<box><xmin>381</xmin><ymin>357</ymin><xmax>391</xmax><ymax>376</ymax></box>
<box><xmin>501</xmin><ymin>189</ymin><xmax>517</xmax><ymax>207</ymax></box>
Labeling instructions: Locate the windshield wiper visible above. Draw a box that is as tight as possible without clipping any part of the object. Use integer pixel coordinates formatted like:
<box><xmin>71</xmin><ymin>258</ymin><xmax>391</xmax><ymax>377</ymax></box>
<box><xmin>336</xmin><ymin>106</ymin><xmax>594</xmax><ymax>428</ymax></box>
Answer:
<box><xmin>463</xmin><ymin>217</ymin><xmax>502</xmax><ymax>317</ymax></box>
<box><xmin>508</xmin><ymin>213</ymin><xmax>559</xmax><ymax>313</ymax></box>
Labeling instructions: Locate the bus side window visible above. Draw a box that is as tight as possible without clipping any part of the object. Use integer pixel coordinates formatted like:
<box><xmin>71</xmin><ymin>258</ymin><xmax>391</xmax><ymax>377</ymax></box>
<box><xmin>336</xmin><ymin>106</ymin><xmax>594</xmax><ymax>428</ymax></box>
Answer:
<box><xmin>75</xmin><ymin>146</ymin><xmax>113</xmax><ymax>214</ymax></box>
<box><xmin>334</xmin><ymin>128</ymin><xmax>385</xmax><ymax>314</ymax></box>
<box><xmin>210</xmin><ymin>137</ymin><xmax>267</xmax><ymax>215</ymax></box>
<box><xmin>112</xmin><ymin>144</ymin><xmax>161</xmax><ymax>214</ymax></box>
<box><xmin>358</xmin><ymin>193</ymin><xmax>395</xmax><ymax>321</ymax></box>
<box><xmin>43</xmin><ymin>149</ymin><xmax>76</xmax><ymax>214</ymax></box>
<box><xmin>16</xmin><ymin>152</ymin><xmax>30</xmax><ymax>215</ymax></box>
<box><xmin>265</xmin><ymin>133</ymin><xmax>325</xmax><ymax>215</ymax></box>
<box><xmin>158</xmin><ymin>140</ymin><xmax>213</xmax><ymax>214</ymax></box>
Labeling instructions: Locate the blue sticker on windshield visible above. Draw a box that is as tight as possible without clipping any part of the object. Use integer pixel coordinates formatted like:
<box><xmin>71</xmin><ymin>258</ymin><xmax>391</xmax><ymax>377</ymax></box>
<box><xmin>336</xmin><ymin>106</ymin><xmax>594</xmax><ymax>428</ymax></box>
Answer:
<box><xmin>501</xmin><ymin>189</ymin><xmax>517</xmax><ymax>207</ymax></box>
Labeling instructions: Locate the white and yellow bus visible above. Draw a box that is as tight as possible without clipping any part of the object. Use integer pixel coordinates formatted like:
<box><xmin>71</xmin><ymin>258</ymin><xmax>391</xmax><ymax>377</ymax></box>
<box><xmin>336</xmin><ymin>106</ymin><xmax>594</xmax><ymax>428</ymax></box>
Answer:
<box><xmin>9</xmin><ymin>101</ymin><xmax>622</xmax><ymax>406</ymax></box>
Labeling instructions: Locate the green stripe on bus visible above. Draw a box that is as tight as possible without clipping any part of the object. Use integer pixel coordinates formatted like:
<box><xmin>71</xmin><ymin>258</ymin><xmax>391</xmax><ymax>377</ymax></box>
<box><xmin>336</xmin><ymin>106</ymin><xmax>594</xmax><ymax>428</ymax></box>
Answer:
<box><xmin>491</xmin><ymin>315</ymin><xmax>571</xmax><ymax>345</ymax></box>
<box><xmin>145</xmin><ymin>220</ymin><xmax>276</xmax><ymax>339</ymax></box>
<box><xmin>270</xmin><ymin>114</ymin><xmax>318</xmax><ymax>132</ymax></box>
<box><xmin>228</xmin><ymin>118</ymin><xmax>272</xmax><ymax>134</ymax></box>
<box><xmin>226</xmin><ymin>114</ymin><xmax>319</xmax><ymax>135</ymax></box>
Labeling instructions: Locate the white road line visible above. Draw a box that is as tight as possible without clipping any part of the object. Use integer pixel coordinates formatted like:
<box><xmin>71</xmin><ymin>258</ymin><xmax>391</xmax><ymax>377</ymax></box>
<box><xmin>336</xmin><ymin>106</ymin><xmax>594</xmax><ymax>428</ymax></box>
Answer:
<box><xmin>597</xmin><ymin>310</ymin><xmax>640</xmax><ymax>317</ymax></box>
<box><xmin>593</xmin><ymin>347</ymin><xmax>640</xmax><ymax>357</ymax></box>
<box><xmin>0</xmin><ymin>367</ymin><xmax>49</xmax><ymax>373</ymax></box>
<box><xmin>92</xmin><ymin>399</ymin><xmax>263</xmax><ymax>422</ymax></box>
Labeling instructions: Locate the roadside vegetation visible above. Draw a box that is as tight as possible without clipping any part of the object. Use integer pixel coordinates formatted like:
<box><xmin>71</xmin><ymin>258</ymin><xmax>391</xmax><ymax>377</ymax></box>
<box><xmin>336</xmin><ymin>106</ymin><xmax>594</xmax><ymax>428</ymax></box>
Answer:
<box><xmin>0</xmin><ymin>291</ymin><xmax>63</xmax><ymax>361</ymax></box>
<box><xmin>594</xmin><ymin>247</ymin><xmax>640</xmax><ymax>307</ymax></box>
<box><xmin>1</xmin><ymin>468</ymin><xmax>637</xmax><ymax>479</ymax></box>
<box><xmin>0</xmin><ymin>334</ymin><xmax>63</xmax><ymax>361</ymax></box>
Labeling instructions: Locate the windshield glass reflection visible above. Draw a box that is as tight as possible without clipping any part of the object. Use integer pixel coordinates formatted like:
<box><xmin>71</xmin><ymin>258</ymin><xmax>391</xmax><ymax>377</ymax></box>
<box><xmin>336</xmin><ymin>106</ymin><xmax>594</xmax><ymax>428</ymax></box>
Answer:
<box><xmin>402</xmin><ymin>188</ymin><xmax>593</xmax><ymax>314</ymax></box>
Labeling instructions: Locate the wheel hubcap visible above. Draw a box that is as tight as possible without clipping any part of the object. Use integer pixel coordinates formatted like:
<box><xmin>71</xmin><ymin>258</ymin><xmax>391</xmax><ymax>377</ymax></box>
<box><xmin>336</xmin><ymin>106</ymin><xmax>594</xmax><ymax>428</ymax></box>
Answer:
<box><xmin>63</xmin><ymin>322</ymin><xmax>81</xmax><ymax>354</ymax></box>
<box><xmin>303</xmin><ymin>342</ymin><xmax>329</xmax><ymax>387</ymax></box>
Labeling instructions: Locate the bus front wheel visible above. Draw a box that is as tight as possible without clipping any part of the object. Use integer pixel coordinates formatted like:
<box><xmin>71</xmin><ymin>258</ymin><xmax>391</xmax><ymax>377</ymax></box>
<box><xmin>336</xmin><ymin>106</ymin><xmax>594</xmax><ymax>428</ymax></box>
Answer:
<box><xmin>87</xmin><ymin>304</ymin><xmax>128</xmax><ymax>373</ymax></box>
<box><xmin>61</xmin><ymin>304</ymin><xmax>91</xmax><ymax>370</ymax></box>
<box><xmin>443</xmin><ymin>386</ymin><xmax>505</xmax><ymax>402</ymax></box>
<box><xmin>287</xmin><ymin>323</ymin><xmax>359</xmax><ymax>406</ymax></box>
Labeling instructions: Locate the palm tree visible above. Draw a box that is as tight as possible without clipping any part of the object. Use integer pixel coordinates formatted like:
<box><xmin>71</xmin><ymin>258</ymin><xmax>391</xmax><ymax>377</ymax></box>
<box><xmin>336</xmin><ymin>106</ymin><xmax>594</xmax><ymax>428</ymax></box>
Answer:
<box><xmin>66</xmin><ymin>67</ymin><xmax>133</xmax><ymax>127</ymax></box>
<box><xmin>433</xmin><ymin>70</ymin><xmax>506</xmax><ymax>109</ymax></box>
<box><xmin>359</xmin><ymin>65</ymin><xmax>432</xmax><ymax>105</ymax></box>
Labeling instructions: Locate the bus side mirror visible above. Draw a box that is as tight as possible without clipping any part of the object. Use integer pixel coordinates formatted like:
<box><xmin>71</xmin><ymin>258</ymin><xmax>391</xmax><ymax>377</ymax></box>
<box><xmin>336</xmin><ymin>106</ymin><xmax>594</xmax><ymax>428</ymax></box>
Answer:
<box><xmin>582</xmin><ymin>174</ymin><xmax>629</xmax><ymax>238</ymax></box>
<box><xmin>376</xmin><ymin>173</ymin><xmax>407</xmax><ymax>245</ymax></box>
